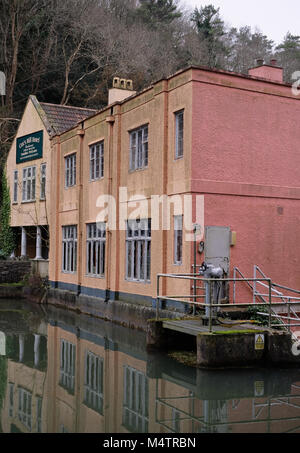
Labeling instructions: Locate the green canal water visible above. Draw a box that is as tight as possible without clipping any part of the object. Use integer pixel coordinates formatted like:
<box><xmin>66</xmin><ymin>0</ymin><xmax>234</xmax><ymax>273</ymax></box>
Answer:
<box><xmin>0</xmin><ymin>298</ymin><xmax>300</xmax><ymax>434</ymax></box>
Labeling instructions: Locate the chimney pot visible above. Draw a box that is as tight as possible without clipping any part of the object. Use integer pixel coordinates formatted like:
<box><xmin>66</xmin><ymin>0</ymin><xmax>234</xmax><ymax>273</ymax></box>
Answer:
<box><xmin>257</xmin><ymin>59</ymin><xmax>264</xmax><ymax>66</ymax></box>
<box><xmin>108</xmin><ymin>77</ymin><xmax>136</xmax><ymax>105</ymax></box>
<box><xmin>270</xmin><ymin>58</ymin><xmax>277</xmax><ymax>66</ymax></box>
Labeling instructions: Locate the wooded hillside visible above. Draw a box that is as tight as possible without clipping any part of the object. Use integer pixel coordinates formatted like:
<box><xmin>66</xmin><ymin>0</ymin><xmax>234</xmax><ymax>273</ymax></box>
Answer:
<box><xmin>0</xmin><ymin>0</ymin><xmax>299</xmax><ymax>162</ymax></box>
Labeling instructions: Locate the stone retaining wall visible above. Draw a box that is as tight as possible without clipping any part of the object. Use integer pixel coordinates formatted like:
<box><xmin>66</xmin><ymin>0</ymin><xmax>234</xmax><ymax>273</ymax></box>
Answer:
<box><xmin>47</xmin><ymin>287</ymin><xmax>186</xmax><ymax>331</ymax></box>
<box><xmin>0</xmin><ymin>260</ymin><xmax>31</xmax><ymax>283</ymax></box>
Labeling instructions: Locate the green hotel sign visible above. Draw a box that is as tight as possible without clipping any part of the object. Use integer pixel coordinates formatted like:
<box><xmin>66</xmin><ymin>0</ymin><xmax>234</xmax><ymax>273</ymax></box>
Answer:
<box><xmin>16</xmin><ymin>130</ymin><xmax>43</xmax><ymax>164</ymax></box>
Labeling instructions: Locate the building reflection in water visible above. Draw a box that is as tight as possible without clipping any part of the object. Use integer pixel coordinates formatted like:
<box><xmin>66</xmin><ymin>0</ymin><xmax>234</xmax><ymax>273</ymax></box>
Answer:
<box><xmin>1</xmin><ymin>302</ymin><xmax>300</xmax><ymax>433</ymax></box>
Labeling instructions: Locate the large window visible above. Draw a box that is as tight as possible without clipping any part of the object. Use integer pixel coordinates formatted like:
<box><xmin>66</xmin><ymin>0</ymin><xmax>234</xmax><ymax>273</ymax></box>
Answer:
<box><xmin>62</xmin><ymin>225</ymin><xmax>77</xmax><ymax>273</ymax></box>
<box><xmin>40</xmin><ymin>163</ymin><xmax>46</xmax><ymax>200</ymax></box>
<box><xmin>174</xmin><ymin>215</ymin><xmax>183</xmax><ymax>265</ymax></box>
<box><xmin>18</xmin><ymin>387</ymin><xmax>32</xmax><ymax>431</ymax></box>
<box><xmin>90</xmin><ymin>141</ymin><xmax>104</xmax><ymax>181</ymax></box>
<box><xmin>22</xmin><ymin>166</ymin><xmax>36</xmax><ymax>202</ymax></box>
<box><xmin>129</xmin><ymin>125</ymin><xmax>148</xmax><ymax>171</ymax></box>
<box><xmin>65</xmin><ymin>153</ymin><xmax>76</xmax><ymax>188</ymax></box>
<box><xmin>60</xmin><ymin>339</ymin><xmax>76</xmax><ymax>394</ymax></box>
<box><xmin>123</xmin><ymin>366</ymin><xmax>149</xmax><ymax>433</ymax></box>
<box><xmin>36</xmin><ymin>397</ymin><xmax>43</xmax><ymax>433</ymax></box>
<box><xmin>13</xmin><ymin>170</ymin><xmax>18</xmax><ymax>203</ymax></box>
<box><xmin>175</xmin><ymin>110</ymin><xmax>184</xmax><ymax>159</ymax></box>
<box><xmin>126</xmin><ymin>219</ymin><xmax>151</xmax><ymax>283</ymax></box>
<box><xmin>86</xmin><ymin>223</ymin><xmax>106</xmax><ymax>277</ymax></box>
<box><xmin>84</xmin><ymin>351</ymin><xmax>104</xmax><ymax>414</ymax></box>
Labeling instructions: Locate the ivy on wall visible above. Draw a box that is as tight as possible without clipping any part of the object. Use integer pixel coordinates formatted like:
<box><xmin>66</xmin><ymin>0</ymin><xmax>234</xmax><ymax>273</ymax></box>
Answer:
<box><xmin>0</xmin><ymin>171</ymin><xmax>15</xmax><ymax>257</ymax></box>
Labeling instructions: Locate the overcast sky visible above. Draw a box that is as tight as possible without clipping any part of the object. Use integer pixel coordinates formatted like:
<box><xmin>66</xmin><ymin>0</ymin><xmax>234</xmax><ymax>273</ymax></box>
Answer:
<box><xmin>181</xmin><ymin>0</ymin><xmax>300</xmax><ymax>44</ymax></box>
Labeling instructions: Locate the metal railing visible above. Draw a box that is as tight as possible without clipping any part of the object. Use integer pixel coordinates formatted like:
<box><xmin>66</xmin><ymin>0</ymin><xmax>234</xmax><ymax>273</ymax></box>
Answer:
<box><xmin>156</xmin><ymin>270</ymin><xmax>300</xmax><ymax>335</ymax></box>
<box><xmin>154</xmin><ymin>377</ymin><xmax>300</xmax><ymax>434</ymax></box>
<box><xmin>234</xmin><ymin>265</ymin><xmax>300</xmax><ymax>339</ymax></box>
<box><xmin>156</xmin><ymin>273</ymin><xmax>274</xmax><ymax>332</ymax></box>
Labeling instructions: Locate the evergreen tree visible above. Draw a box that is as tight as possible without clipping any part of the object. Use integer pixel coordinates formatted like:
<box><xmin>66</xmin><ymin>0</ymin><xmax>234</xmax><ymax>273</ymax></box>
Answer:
<box><xmin>275</xmin><ymin>33</ymin><xmax>300</xmax><ymax>82</ymax></box>
<box><xmin>137</xmin><ymin>0</ymin><xmax>182</xmax><ymax>29</ymax></box>
<box><xmin>191</xmin><ymin>5</ymin><xmax>228</xmax><ymax>68</ymax></box>
<box><xmin>227</xmin><ymin>26</ymin><xmax>274</xmax><ymax>74</ymax></box>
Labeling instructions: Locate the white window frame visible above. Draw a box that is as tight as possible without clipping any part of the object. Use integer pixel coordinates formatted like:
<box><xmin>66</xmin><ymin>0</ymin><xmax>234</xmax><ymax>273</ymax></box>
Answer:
<box><xmin>65</xmin><ymin>153</ymin><xmax>76</xmax><ymax>188</ymax></box>
<box><xmin>60</xmin><ymin>339</ymin><xmax>76</xmax><ymax>394</ymax></box>
<box><xmin>129</xmin><ymin>125</ymin><xmax>148</xmax><ymax>171</ymax></box>
<box><xmin>13</xmin><ymin>170</ymin><xmax>18</xmax><ymax>203</ymax></box>
<box><xmin>174</xmin><ymin>215</ymin><xmax>183</xmax><ymax>265</ymax></box>
<box><xmin>18</xmin><ymin>387</ymin><xmax>32</xmax><ymax>431</ymax></box>
<box><xmin>62</xmin><ymin>225</ymin><xmax>77</xmax><ymax>273</ymax></box>
<box><xmin>84</xmin><ymin>351</ymin><xmax>104</xmax><ymax>415</ymax></box>
<box><xmin>86</xmin><ymin>222</ymin><xmax>106</xmax><ymax>277</ymax></box>
<box><xmin>123</xmin><ymin>366</ymin><xmax>149</xmax><ymax>433</ymax></box>
<box><xmin>175</xmin><ymin>110</ymin><xmax>184</xmax><ymax>159</ymax></box>
<box><xmin>40</xmin><ymin>163</ymin><xmax>46</xmax><ymax>200</ymax></box>
<box><xmin>90</xmin><ymin>141</ymin><xmax>104</xmax><ymax>181</ymax></box>
<box><xmin>22</xmin><ymin>166</ymin><xmax>36</xmax><ymax>202</ymax></box>
<box><xmin>126</xmin><ymin>219</ymin><xmax>151</xmax><ymax>283</ymax></box>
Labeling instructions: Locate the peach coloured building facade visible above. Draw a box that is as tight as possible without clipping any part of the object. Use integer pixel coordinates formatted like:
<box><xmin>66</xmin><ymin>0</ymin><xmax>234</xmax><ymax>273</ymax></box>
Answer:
<box><xmin>5</xmin><ymin>96</ymin><xmax>96</xmax><ymax>273</ymax></box>
<box><xmin>7</xmin><ymin>62</ymin><xmax>300</xmax><ymax>309</ymax></box>
<box><xmin>6</xmin><ymin>96</ymin><xmax>52</xmax><ymax>262</ymax></box>
<box><xmin>49</xmin><ymin>62</ymin><xmax>300</xmax><ymax>307</ymax></box>
<box><xmin>49</xmin><ymin>72</ymin><xmax>194</xmax><ymax>305</ymax></box>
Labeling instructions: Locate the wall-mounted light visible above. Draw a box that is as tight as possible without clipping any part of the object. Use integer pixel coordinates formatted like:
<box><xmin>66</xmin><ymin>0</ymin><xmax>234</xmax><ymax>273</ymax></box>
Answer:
<box><xmin>198</xmin><ymin>241</ymin><xmax>205</xmax><ymax>254</ymax></box>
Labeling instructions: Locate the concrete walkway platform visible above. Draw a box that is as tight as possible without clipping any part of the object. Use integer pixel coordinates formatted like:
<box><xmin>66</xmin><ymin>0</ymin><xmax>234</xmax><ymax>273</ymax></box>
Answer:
<box><xmin>147</xmin><ymin>317</ymin><xmax>300</xmax><ymax>368</ymax></box>
<box><xmin>162</xmin><ymin>318</ymin><xmax>265</xmax><ymax>336</ymax></box>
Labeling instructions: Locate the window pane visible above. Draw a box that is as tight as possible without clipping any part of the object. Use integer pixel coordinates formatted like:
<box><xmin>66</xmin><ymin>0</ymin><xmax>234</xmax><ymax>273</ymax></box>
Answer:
<box><xmin>65</xmin><ymin>154</ymin><xmax>76</xmax><ymax>187</ymax></box>
<box><xmin>126</xmin><ymin>219</ymin><xmax>151</xmax><ymax>283</ymax></box>
<box><xmin>175</xmin><ymin>110</ymin><xmax>184</xmax><ymax>158</ymax></box>
<box><xmin>130</xmin><ymin>126</ymin><xmax>148</xmax><ymax>171</ymax></box>
<box><xmin>62</xmin><ymin>226</ymin><xmax>77</xmax><ymax>272</ymax></box>
<box><xmin>90</xmin><ymin>142</ymin><xmax>104</xmax><ymax>180</ymax></box>
<box><xmin>86</xmin><ymin>223</ymin><xmax>105</xmax><ymax>277</ymax></box>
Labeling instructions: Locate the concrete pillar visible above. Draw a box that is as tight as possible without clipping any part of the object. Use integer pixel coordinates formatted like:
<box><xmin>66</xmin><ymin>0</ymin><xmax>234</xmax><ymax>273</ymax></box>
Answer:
<box><xmin>34</xmin><ymin>334</ymin><xmax>41</xmax><ymax>367</ymax></box>
<box><xmin>35</xmin><ymin>226</ymin><xmax>43</xmax><ymax>260</ymax></box>
<box><xmin>21</xmin><ymin>227</ymin><xmax>27</xmax><ymax>257</ymax></box>
<box><xmin>19</xmin><ymin>334</ymin><xmax>25</xmax><ymax>362</ymax></box>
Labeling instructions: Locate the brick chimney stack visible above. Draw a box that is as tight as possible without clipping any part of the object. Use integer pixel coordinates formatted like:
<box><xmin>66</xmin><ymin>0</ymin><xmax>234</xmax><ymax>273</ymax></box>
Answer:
<box><xmin>248</xmin><ymin>59</ymin><xmax>283</xmax><ymax>83</ymax></box>
<box><xmin>108</xmin><ymin>77</ymin><xmax>136</xmax><ymax>105</ymax></box>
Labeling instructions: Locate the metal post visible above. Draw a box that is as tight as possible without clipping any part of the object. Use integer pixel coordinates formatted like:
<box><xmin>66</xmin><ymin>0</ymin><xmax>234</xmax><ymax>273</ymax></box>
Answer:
<box><xmin>253</xmin><ymin>265</ymin><xmax>256</xmax><ymax>304</ymax></box>
<box><xmin>193</xmin><ymin>227</ymin><xmax>197</xmax><ymax>315</ymax></box>
<box><xmin>288</xmin><ymin>298</ymin><xmax>291</xmax><ymax>333</ymax></box>
<box><xmin>233</xmin><ymin>267</ymin><xmax>236</xmax><ymax>304</ymax></box>
<box><xmin>268</xmin><ymin>279</ymin><xmax>272</xmax><ymax>328</ymax></box>
<box><xmin>156</xmin><ymin>275</ymin><xmax>160</xmax><ymax>320</ymax></box>
<box><xmin>209</xmin><ymin>282</ymin><xmax>212</xmax><ymax>333</ymax></box>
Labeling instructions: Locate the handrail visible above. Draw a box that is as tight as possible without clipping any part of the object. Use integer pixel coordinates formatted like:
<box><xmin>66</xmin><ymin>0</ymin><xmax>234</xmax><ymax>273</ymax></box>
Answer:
<box><xmin>233</xmin><ymin>267</ymin><xmax>254</xmax><ymax>304</ymax></box>
<box><xmin>156</xmin><ymin>268</ymin><xmax>300</xmax><ymax>336</ymax></box>
<box><xmin>156</xmin><ymin>272</ymin><xmax>273</xmax><ymax>331</ymax></box>
<box><xmin>272</xmin><ymin>282</ymin><xmax>300</xmax><ymax>296</ymax></box>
